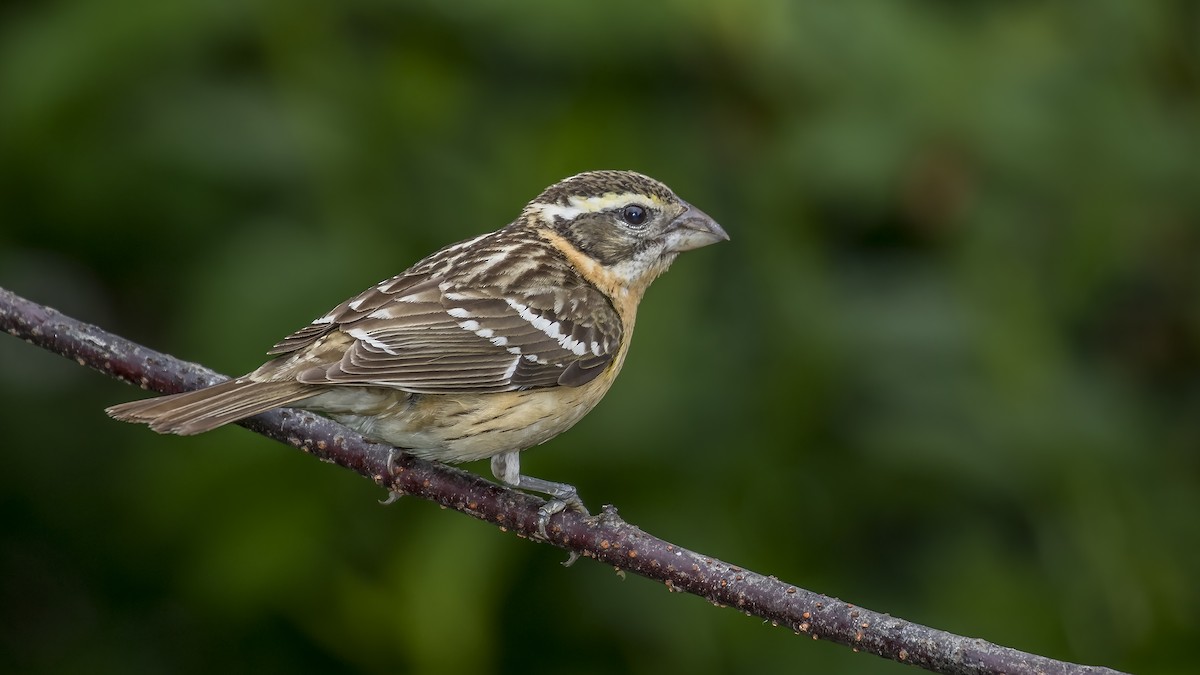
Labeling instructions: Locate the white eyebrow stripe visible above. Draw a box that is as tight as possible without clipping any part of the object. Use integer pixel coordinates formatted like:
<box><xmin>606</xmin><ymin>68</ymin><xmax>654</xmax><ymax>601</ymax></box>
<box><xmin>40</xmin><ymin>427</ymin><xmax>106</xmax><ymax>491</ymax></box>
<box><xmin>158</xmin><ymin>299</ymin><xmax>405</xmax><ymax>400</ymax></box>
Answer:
<box><xmin>535</xmin><ymin>193</ymin><xmax>663</xmax><ymax>221</ymax></box>
<box><xmin>348</xmin><ymin>328</ymin><xmax>398</xmax><ymax>355</ymax></box>
<box><xmin>571</xmin><ymin>193</ymin><xmax>645</xmax><ymax>211</ymax></box>
<box><xmin>537</xmin><ymin>204</ymin><xmax>584</xmax><ymax>220</ymax></box>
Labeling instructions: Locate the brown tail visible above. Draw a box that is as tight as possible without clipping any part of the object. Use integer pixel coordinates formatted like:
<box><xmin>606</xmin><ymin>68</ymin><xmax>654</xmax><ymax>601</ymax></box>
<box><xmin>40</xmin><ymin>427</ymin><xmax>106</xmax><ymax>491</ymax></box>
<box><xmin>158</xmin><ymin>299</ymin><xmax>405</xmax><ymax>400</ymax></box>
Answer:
<box><xmin>106</xmin><ymin>380</ymin><xmax>316</xmax><ymax>435</ymax></box>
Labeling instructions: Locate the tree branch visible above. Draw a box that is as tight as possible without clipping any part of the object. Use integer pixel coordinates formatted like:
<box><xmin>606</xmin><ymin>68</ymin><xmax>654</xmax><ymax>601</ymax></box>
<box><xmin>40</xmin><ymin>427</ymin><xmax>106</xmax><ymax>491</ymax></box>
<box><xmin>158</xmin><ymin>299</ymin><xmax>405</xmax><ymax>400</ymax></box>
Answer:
<box><xmin>0</xmin><ymin>286</ymin><xmax>1126</xmax><ymax>675</ymax></box>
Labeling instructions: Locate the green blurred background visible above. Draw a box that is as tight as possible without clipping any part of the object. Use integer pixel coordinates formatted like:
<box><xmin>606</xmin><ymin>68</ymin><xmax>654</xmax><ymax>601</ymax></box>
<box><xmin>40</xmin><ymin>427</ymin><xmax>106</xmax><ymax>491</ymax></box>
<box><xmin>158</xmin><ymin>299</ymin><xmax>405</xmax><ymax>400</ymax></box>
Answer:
<box><xmin>2</xmin><ymin>1</ymin><xmax>1197</xmax><ymax>673</ymax></box>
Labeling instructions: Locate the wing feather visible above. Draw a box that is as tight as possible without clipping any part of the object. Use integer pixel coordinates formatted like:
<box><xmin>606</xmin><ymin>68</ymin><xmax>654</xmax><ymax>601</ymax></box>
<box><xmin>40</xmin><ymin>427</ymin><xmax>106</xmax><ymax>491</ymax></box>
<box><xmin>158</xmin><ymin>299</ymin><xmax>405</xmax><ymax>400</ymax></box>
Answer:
<box><xmin>267</xmin><ymin>230</ymin><xmax>623</xmax><ymax>394</ymax></box>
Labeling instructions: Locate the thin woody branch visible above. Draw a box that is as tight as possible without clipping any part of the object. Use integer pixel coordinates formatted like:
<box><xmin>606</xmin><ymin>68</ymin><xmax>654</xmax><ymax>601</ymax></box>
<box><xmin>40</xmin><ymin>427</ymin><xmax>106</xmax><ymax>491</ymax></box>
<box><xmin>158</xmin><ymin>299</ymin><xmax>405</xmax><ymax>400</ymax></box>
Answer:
<box><xmin>0</xmin><ymin>286</ymin><xmax>1126</xmax><ymax>675</ymax></box>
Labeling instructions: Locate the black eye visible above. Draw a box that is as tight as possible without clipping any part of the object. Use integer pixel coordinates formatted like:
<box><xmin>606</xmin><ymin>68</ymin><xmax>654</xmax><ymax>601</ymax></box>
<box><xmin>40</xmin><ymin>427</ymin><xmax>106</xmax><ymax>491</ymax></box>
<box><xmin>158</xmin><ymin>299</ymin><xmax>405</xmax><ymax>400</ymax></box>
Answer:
<box><xmin>620</xmin><ymin>204</ymin><xmax>647</xmax><ymax>226</ymax></box>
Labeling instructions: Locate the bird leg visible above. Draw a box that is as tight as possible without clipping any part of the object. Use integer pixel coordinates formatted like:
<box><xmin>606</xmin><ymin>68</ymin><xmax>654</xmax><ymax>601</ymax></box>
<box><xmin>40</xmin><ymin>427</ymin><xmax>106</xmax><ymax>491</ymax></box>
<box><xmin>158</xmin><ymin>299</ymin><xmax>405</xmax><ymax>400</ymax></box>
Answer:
<box><xmin>491</xmin><ymin>451</ymin><xmax>588</xmax><ymax>538</ymax></box>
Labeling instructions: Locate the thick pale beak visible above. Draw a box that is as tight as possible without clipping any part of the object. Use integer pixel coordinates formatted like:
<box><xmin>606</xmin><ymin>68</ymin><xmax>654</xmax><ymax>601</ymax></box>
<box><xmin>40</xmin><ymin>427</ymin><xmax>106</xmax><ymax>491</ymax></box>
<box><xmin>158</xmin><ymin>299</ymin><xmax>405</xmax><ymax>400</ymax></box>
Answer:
<box><xmin>664</xmin><ymin>202</ymin><xmax>730</xmax><ymax>252</ymax></box>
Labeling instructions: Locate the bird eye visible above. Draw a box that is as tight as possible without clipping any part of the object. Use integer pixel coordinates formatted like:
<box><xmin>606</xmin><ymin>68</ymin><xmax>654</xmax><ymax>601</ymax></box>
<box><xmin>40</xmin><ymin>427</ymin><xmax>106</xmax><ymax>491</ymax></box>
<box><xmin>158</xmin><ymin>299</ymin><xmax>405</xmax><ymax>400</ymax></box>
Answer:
<box><xmin>620</xmin><ymin>205</ymin><xmax>647</xmax><ymax>227</ymax></box>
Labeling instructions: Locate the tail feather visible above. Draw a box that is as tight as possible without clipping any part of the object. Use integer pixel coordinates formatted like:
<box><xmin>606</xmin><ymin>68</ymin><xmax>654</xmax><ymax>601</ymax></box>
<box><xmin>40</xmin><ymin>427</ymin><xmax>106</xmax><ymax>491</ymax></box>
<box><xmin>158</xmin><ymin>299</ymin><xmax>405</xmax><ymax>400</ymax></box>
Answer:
<box><xmin>106</xmin><ymin>380</ymin><xmax>316</xmax><ymax>435</ymax></box>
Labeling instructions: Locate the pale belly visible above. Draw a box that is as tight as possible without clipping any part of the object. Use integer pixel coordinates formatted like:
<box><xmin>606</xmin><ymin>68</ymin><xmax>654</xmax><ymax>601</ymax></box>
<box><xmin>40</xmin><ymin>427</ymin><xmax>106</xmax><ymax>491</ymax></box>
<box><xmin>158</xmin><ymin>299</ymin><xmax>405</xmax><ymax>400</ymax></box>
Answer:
<box><xmin>300</xmin><ymin>384</ymin><xmax>610</xmax><ymax>464</ymax></box>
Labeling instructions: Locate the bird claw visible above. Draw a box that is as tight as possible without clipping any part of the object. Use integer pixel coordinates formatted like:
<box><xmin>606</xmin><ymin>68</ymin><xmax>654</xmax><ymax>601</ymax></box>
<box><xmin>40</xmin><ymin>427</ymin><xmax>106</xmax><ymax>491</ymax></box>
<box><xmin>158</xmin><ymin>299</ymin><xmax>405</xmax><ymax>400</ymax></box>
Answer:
<box><xmin>536</xmin><ymin>498</ymin><xmax>568</xmax><ymax>539</ymax></box>
<box><xmin>379</xmin><ymin>448</ymin><xmax>405</xmax><ymax>505</ymax></box>
<box><xmin>535</xmin><ymin>494</ymin><xmax>589</xmax><ymax>539</ymax></box>
<box><xmin>536</xmin><ymin>497</ymin><xmax>589</xmax><ymax>567</ymax></box>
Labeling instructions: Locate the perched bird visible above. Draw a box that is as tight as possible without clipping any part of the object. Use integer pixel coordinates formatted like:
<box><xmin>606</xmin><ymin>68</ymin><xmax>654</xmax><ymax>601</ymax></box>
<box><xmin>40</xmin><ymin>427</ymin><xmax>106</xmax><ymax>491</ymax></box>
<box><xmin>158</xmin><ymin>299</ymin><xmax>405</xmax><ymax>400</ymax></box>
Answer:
<box><xmin>107</xmin><ymin>170</ymin><xmax>728</xmax><ymax>530</ymax></box>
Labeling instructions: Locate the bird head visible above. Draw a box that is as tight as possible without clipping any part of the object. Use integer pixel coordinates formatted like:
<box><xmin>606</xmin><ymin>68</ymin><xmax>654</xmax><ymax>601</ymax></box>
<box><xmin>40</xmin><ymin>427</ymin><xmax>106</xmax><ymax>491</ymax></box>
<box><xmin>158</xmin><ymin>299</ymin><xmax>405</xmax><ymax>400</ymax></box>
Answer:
<box><xmin>523</xmin><ymin>170</ymin><xmax>729</xmax><ymax>294</ymax></box>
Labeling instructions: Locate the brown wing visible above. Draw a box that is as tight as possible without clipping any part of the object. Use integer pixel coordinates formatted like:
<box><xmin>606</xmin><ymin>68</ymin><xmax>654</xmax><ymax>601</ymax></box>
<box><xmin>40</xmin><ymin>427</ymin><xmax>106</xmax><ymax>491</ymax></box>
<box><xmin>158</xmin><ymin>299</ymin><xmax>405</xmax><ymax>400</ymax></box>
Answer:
<box><xmin>264</xmin><ymin>231</ymin><xmax>623</xmax><ymax>394</ymax></box>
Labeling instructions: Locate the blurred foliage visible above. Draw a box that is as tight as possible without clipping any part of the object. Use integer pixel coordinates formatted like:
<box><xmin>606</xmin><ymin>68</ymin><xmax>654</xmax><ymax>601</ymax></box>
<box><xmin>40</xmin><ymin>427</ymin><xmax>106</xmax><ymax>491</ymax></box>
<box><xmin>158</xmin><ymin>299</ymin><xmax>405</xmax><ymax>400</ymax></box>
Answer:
<box><xmin>2</xmin><ymin>1</ymin><xmax>1198</xmax><ymax>673</ymax></box>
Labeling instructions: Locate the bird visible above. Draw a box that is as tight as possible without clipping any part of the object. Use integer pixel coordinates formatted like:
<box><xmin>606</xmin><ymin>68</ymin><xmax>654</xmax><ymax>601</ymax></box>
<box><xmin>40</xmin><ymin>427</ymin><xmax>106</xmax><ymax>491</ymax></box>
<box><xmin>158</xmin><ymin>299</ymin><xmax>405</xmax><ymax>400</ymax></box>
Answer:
<box><xmin>107</xmin><ymin>170</ymin><xmax>728</xmax><ymax>532</ymax></box>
